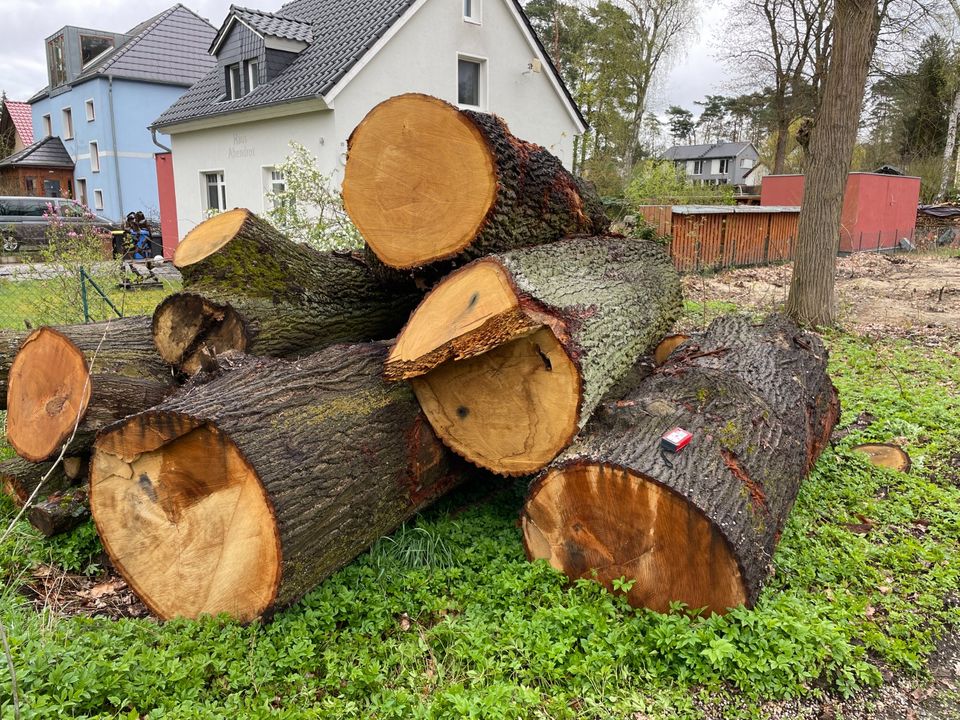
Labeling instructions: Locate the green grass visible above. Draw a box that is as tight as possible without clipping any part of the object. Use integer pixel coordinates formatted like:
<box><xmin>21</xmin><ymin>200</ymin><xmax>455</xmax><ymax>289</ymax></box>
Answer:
<box><xmin>0</xmin><ymin>277</ymin><xmax>181</xmax><ymax>331</ymax></box>
<box><xmin>0</xmin><ymin>322</ymin><xmax>958</xmax><ymax>718</ymax></box>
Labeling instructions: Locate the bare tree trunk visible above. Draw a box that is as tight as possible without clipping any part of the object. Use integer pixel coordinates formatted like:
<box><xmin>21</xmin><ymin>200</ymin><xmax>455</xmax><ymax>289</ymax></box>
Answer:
<box><xmin>773</xmin><ymin>115</ymin><xmax>790</xmax><ymax>174</ymax></box>
<box><xmin>785</xmin><ymin>0</ymin><xmax>882</xmax><ymax>327</ymax></box>
<box><xmin>943</xmin><ymin>88</ymin><xmax>960</xmax><ymax>200</ymax></box>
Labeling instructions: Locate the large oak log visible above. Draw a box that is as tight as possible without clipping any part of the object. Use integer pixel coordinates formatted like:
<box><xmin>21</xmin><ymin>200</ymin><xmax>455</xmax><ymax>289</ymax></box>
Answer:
<box><xmin>5</xmin><ymin>317</ymin><xmax>176</xmax><ymax>462</ymax></box>
<box><xmin>153</xmin><ymin>209</ymin><xmax>420</xmax><ymax>375</ymax></box>
<box><xmin>91</xmin><ymin>344</ymin><xmax>464</xmax><ymax>622</ymax></box>
<box><xmin>386</xmin><ymin>236</ymin><xmax>682</xmax><ymax>475</ymax></box>
<box><xmin>343</xmin><ymin>94</ymin><xmax>608</xmax><ymax>276</ymax></box>
<box><xmin>521</xmin><ymin>315</ymin><xmax>839</xmax><ymax>614</ymax></box>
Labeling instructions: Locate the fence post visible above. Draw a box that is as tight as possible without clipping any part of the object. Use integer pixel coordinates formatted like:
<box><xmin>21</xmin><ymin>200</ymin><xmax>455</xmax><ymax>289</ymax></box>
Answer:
<box><xmin>80</xmin><ymin>268</ymin><xmax>90</xmax><ymax>323</ymax></box>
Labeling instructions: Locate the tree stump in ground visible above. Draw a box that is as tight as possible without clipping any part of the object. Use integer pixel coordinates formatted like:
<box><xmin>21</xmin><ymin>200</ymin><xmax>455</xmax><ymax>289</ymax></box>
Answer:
<box><xmin>5</xmin><ymin>317</ymin><xmax>176</xmax><ymax>462</ymax></box>
<box><xmin>385</xmin><ymin>236</ymin><xmax>682</xmax><ymax>475</ymax></box>
<box><xmin>853</xmin><ymin>443</ymin><xmax>911</xmax><ymax>472</ymax></box>
<box><xmin>153</xmin><ymin>209</ymin><xmax>420</xmax><ymax>375</ymax></box>
<box><xmin>90</xmin><ymin>344</ymin><xmax>465</xmax><ymax>622</ymax></box>
<box><xmin>521</xmin><ymin>314</ymin><xmax>839</xmax><ymax>614</ymax></box>
<box><xmin>343</xmin><ymin>94</ymin><xmax>608</xmax><ymax>278</ymax></box>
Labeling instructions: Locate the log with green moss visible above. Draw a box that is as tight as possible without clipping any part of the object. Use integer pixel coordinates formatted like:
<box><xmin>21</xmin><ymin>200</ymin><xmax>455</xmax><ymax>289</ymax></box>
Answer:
<box><xmin>90</xmin><ymin>343</ymin><xmax>465</xmax><ymax>622</ymax></box>
<box><xmin>5</xmin><ymin>317</ymin><xmax>176</xmax><ymax>462</ymax></box>
<box><xmin>343</xmin><ymin>94</ymin><xmax>608</xmax><ymax>283</ymax></box>
<box><xmin>0</xmin><ymin>456</ymin><xmax>75</xmax><ymax>506</ymax></box>
<box><xmin>152</xmin><ymin>209</ymin><xmax>421</xmax><ymax>375</ymax></box>
<box><xmin>28</xmin><ymin>485</ymin><xmax>89</xmax><ymax>537</ymax></box>
<box><xmin>386</xmin><ymin>236</ymin><xmax>683</xmax><ymax>475</ymax></box>
<box><xmin>521</xmin><ymin>314</ymin><xmax>839</xmax><ymax>615</ymax></box>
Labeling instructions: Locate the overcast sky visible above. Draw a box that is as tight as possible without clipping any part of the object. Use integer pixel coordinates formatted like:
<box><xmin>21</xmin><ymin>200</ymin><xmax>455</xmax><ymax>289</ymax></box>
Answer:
<box><xmin>1</xmin><ymin>0</ymin><xmax>732</xmax><ymax>113</ymax></box>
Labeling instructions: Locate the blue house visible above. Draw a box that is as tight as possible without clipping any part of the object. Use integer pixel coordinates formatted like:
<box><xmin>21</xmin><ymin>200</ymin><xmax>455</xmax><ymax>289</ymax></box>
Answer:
<box><xmin>28</xmin><ymin>5</ymin><xmax>216</xmax><ymax>222</ymax></box>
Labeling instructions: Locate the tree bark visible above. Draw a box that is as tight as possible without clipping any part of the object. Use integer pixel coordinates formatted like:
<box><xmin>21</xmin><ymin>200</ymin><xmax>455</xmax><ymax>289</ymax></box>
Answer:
<box><xmin>343</xmin><ymin>94</ymin><xmax>608</xmax><ymax>280</ymax></box>
<box><xmin>785</xmin><ymin>0</ymin><xmax>883</xmax><ymax>326</ymax></box>
<box><xmin>1</xmin><ymin>329</ymin><xmax>28</xmax><ymax>411</ymax></box>
<box><xmin>154</xmin><ymin>209</ymin><xmax>421</xmax><ymax>375</ymax></box>
<box><xmin>938</xmin><ymin>87</ymin><xmax>960</xmax><ymax>201</ymax></box>
<box><xmin>386</xmin><ymin>236</ymin><xmax>682</xmax><ymax>475</ymax></box>
<box><xmin>27</xmin><ymin>486</ymin><xmax>89</xmax><ymax>537</ymax></box>
<box><xmin>90</xmin><ymin>344</ymin><xmax>465</xmax><ymax>622</ymax></box>
<box><xmin>5</xmin><ymin>317</ymin><xmax>176</xmax><ymax>462</ymax></box>
<box><xmin>521</xmin><ymin>314</ymin><xmax>839</xmax><ymax>614</ymax></box>
<box><xmin>0</xmin><ymin>456</ymin><xmax>76</xmax><ymax>506</ymax></box>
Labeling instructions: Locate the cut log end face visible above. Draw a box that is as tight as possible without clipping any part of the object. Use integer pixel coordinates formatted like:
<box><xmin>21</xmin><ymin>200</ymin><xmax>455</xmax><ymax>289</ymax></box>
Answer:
<box><xmin>174</xmin><ymin>209</ymin><xmax>250</xmax><ymax>268</ymax></box>
<box><xmin>91</xmin><ymin>414</ymin><xmax>281</xmax><ymax>621</ymax></box>
<box><xmin>6</xmin><ymin>328</ymin><xmax>92</xmax><ymax>462</ymax></box>
<box><xmin>153</xmin><ymin>294</ymin><xmax>248</xmax><ymax>375</ymax></box>
<box><xmin>343</xmin><ymin>94</ymin><xmax>497</xmax><ymax>268</ymax></box>
<box><xmin>522</xmin><ymin>463</ymin><xmax>747</xmax><ymax>614</ymax></box>
<box><xmin>853</xmin><ymin>443</ymin><xmax>911</xmax><ymax>473</ymax></box>
<box><xmin>654</xmin><ymin>334</ymin><xmax>690</xmax><ymax>366</ymax></box>
<box><xmin>411</xmin><ymin>327</ymin><xmax>580</xmax><ymax>475</ymax></box>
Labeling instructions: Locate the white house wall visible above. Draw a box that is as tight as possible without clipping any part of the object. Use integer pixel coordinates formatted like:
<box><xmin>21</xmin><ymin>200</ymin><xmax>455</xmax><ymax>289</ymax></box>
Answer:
<box><xmin>166</xmin><ymin>0</ymin><xmax>581</xmax><ymax>241</ymax></box>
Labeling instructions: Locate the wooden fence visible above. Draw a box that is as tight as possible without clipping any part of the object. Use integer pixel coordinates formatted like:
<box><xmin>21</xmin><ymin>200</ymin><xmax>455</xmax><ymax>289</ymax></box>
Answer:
<box><xmin>636</xmin><ymin>205</ymin><xmax>800</xmax><ymax>272</ymax></box>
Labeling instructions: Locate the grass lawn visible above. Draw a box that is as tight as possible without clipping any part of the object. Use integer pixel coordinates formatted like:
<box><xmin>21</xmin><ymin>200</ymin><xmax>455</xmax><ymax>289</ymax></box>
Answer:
<box><xmin>0</xmin><ymin>303</ymin><xmax>958</xmax><ymax>718</ymax></box>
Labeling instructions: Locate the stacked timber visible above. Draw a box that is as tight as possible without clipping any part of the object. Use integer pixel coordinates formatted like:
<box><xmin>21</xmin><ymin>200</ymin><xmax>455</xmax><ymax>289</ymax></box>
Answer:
<box><xmin>1</xmin><ymin>93</ymin><xmax>837</xmax><ymax>623</ymax></box>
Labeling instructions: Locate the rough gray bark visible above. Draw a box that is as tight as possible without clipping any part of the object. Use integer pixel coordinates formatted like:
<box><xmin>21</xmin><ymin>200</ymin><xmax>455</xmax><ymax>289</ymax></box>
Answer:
<box><xmin>1</xmin><ymin>328</ymin><xmax>28</xmax><ymax>411</ymax></box>
<box><xmin>28</xmin><ymin>486</ymin><xmax>89</xmax><ymax>537</ymax></box>
<box><xmin>522</xmin><ymin>314</ymin><xmax>839</xmax><ymax>610</ymax></box>
<box><xmin>154</xmin><ymin>211</ymin><xmax>420</xmax><ymax>375</ymax></box>
<box><xmin>0</xmin><ymin>456</ymin><xmax>75</xmax><ymax>506</ymax></box>
<box><xmin>6</xmin><ymin>317</ymin><xmax>176</xmax><ymax>461</ymax></box>
<box><xmin>91</xmin><ymin>344</ymin><xmax>466</xmax><ymax>621</ymax></box>
<box><xmin>785</xmin><ymin>0</ymin><xmax>882</xmax><ymax>326</ymax></box>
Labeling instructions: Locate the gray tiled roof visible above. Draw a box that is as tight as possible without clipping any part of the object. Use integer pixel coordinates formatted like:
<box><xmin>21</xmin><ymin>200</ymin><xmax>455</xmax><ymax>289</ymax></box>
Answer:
<box><xmin>0</xmin><ymin>136</ymin><xmax>75</xmax><ymax>168</ymax></box>
<box><xmin>154</xmin><ymin>0</ymin><xmax>417</xmax><ymax>128</ymax></box>
<box><xmin>153</xmin><ymin>0</ymin><xmax>586</xmax><ymax>131</ymax></box>
<box><xmin>231</xmin><ymin>6</ymin><xmax>314</xmax><ymax>44</ymax></box>
<box><xmin>663</xmin><ymin>142</ymin><xmax>755</xmax><ymax>161</ymax></box>
<box><xmin>29</xmin><ymin>5</ymin><xmax>216</xmax><ymax>102</ymax></box>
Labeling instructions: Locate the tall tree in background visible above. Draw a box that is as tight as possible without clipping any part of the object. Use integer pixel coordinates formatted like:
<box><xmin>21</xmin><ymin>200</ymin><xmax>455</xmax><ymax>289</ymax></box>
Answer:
<box><xmin>666</xmin><ymin>105</ymin><xmax>696</xmax><ymax>141</ymax></box>
<box><xmin>785</xmin><ymin>0</ymin><xmax>884</xmax><ymax>326</ymax></box>
<box><xmin>723</xmin><ymin>0</ymin><xmax>833</xmax><ymax>173</ymax></box>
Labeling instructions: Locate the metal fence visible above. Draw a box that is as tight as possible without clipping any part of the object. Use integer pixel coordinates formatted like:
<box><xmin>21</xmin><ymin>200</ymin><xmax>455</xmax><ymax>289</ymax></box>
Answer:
<box><xmin>0</xmin><ymin>263</ymin><xmax>181</xmax><ymax>331</ymax></box>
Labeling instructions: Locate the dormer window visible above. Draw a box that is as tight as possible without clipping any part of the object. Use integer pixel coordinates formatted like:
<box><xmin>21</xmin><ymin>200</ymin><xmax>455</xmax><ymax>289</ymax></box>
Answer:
<box><xmin>80</xmin><ymin>35</ymin><xmax>114</xmax><ymax>68</ymax></box>
<box><xmin>48</xmin><ymin>35</ymin><xmax>67</xmax><ymax>87</ymax></box>
<box><xmin>246</xmin><ymin>60</ymin><xmax>260</xmax><ymax>92</ymax></box>
<box><xmin>226</xmin><ymin>63</ymin><xmax>244</xmax><ymax>100</ymax></box>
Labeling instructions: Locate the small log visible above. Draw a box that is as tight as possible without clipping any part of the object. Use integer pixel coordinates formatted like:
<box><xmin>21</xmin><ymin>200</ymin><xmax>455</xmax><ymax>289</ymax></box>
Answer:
<box><xmin>343</xmin><ymin>94</ymin><xmax>608</xmax><ymax>275</ymax></box>
<box><xmin>521</xmin><ymin>314</ymin><xmax>839</xmax><ymax>614</ymax></box>
<box><xmin>0</xmin><ymin>456</ymin><xmax>75</xmax><ymax>506</ymax></box>
<box><xmin>153</xmin><ymin>209</ymin><xmax>420</xmax><ymax>375</ymax></box>
<box><xmin>852</xmin><ymin>443</ymin><xmax>911</xmax><ymax>472</ymax></box>
<box><xmin>386</xmin><ymin>236</ymin><xmax>682</xmax><ymax>475</ymax></box>
<box><xmin>28</xmin><ymin>486</ymin><xmax>89</xmax><ymax>537</ymax></box>
<box><xmin>653</xmin><ymin>334</ymin><xmax>691</xmax><ymax>366</ymax></box>
<box><xmin>91</xmin><ymin>344</ymin><xmax>464</xmax><ymax>622</ymax></box>
<box><xmin>5</xmin><ymin>317</ymin><xmax>176</xmax><ymax>462</ymax></box>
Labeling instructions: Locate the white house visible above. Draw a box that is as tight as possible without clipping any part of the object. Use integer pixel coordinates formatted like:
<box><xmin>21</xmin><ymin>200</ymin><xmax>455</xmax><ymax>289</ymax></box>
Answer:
<box><xmin>152</xmin><ymin>0</ymin><xmax>587</xmax><ymax>242</ymax></box>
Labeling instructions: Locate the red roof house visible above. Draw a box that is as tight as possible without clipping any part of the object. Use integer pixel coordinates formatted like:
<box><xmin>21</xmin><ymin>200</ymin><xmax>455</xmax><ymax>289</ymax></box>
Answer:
<box><xmin>0</xmin><ymin>100</ymin><xmax>35</xmax><ymax>157</ymax></box>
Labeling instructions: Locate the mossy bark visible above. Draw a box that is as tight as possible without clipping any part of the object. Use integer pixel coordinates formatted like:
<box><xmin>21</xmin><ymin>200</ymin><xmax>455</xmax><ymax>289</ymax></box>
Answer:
<box><xmin>156</xmin><ymin>212</ymin><xmax>420</xmax><ymax>374</ymax></box>
<box><xmin>91</xmin><ymin>344</ymin><xmax>466</xmax><ymax>620</ymax></box>
<box><xmin>28</xmin><ymin>486</ymin><xmax>89</xmax><ymax>537</ymax></box>
<box><xmin>522</xmin><ymin>314</ymin><xmax>839</xmax><ymax>610</ymax></box>
<box><xmin>0</xmin><ymin>456</ymin><xmax>75</xmax><ymax>506</ymax></box>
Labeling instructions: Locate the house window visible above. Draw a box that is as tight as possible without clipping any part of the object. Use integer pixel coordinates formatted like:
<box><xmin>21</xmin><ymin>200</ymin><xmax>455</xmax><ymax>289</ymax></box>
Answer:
<box><xmin>93</xmin><ymin>189</ymin><xmax>104</xmax><ymax>210</ymax></box>
<box><xmin>458</xmin><ymin>57</ymin><xmax>484</xmax><ymax>108</ymax></box>
<box><xmin>718</xmin><ymin>159</ymin><xmax>730</xmax><ymax>175</ymax></box>
<box><xmin>246</xmin><ymin>60</ymin><xmax>260</xmax><ymax>92</ymax></box>
<box><xmin>24</xmin><ymin>177</ymin><xmax>36</xmax><ymax>195</ymax></box>
<box><xmin>80</xmin><ymin>35</ymin><xmax>114</xmax><ymax>67</ymax></box>
<box><xmin>42</xmin><ymin>114</ymin><xmax>52</xmax><ymax>137</ymax></box>
<box><xmin>204</xmin><ymin>171</ymin><xmax>227</xmax><ymax>212</ymax></box>
<box><xmin>740</xmin><ymin>157</ymin><xmax>753</xmax><ymax>169</ymax></box>
<box><xmin>692</xmin><ymin>160</ymin><xmax>703</xmax><ymax>175</ymax></box>
<box><xmin>48</xmin><ymin>35</ymin><xmax>66</xmax><ymax>87</ymax></box>
<box><xmin>89</xmin><ymin>141</ymin><xmax>100</xmax><ymax>172</ymax></box>
<box><xmin>226</xmin><ymin>64</ymin><xmax>244</xmax><ymax>100</ymax></box>
<box><xmin>464</xmin><ymin>0</ymin><xmax>481</xmax><ymax>23</ymax></box>
<box><xmin>62</xmin><ymin>108</ymin><xmax>73</xmax><ymax>140</ymax></box>
<box><xmin>85</xmin><ymin>99</ymin><xmax>95</xmax><ymax>122</ymax></box>
<box><xmin>75</xmin><ymin>178</ymin><xmax>87</xmax><ymax>207</ymax></box>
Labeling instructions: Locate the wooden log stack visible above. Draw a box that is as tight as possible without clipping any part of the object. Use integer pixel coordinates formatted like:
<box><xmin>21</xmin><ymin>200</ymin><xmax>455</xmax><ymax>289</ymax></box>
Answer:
<box><xmin>2</xmin><ymin>93</ymin><xmax>838</xmax><ymax>622</ymax></box>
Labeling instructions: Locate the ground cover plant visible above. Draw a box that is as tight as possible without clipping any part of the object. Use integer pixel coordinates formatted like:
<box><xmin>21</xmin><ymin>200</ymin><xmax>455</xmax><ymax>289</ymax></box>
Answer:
<box><xmin>0</xmin><ymin>300</ymin><xmax>958</xmax><ymax>718</ymax></box>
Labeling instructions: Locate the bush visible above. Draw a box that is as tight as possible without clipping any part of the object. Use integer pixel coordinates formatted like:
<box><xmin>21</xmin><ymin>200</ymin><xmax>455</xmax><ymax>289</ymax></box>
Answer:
<box><xmin>625</xmin><ymin>159</ymin><xmax>736</xmax><ymax>206</ymax></box>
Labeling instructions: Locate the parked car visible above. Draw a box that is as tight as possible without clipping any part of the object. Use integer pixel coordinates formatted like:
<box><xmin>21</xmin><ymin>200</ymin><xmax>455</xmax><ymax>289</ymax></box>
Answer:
<box><xmin>0</xmin><ymin>196</ymin><xmax>118</xmax><ymax>259</ymax></box>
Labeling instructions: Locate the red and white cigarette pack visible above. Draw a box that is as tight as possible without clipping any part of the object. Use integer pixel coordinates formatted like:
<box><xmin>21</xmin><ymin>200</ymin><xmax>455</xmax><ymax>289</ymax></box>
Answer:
<box><xmin>660</xmin><ymin>427</ymin><xmax>693</xmax><ymax>453</ymax></box>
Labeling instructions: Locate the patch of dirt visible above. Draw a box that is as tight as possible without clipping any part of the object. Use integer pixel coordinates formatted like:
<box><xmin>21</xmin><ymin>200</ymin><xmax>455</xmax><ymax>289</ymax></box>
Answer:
<box><xmin>682</xmin><ymin>252</ymin><xmax>960</xmax><ymax>344</ymax></box>
<box><xmin>22</xmin><ymin>563</ymin><xmax>149</xmax><ymax>620</ymax></box>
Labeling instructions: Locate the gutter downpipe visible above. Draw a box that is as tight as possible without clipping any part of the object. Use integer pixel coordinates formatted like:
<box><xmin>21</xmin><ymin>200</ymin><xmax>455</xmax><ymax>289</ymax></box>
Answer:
<box><xmin>150</xmin><ymin>127</ymin><xmax>171</xmax><ymax>153</ymax></box>
<box><xmin>108</xmin><ymin>75</ymin><xmax>124</xmax><ymax>219</ymax></box>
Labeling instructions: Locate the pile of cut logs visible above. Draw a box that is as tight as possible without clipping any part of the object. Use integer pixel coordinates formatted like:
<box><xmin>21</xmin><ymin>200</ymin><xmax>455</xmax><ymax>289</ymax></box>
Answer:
<box><xmin>1</xmin><ymin>94</ymin><xmax>839</xmax><ymax>622</ymax></box>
